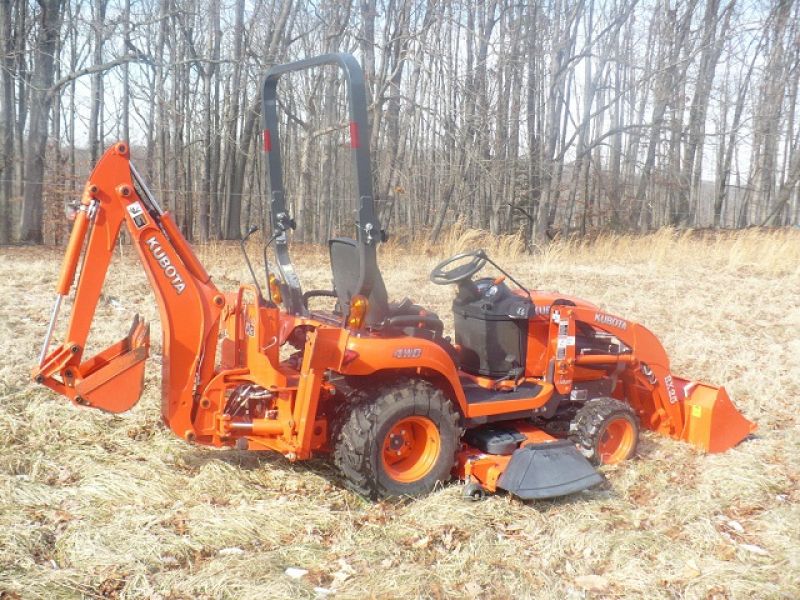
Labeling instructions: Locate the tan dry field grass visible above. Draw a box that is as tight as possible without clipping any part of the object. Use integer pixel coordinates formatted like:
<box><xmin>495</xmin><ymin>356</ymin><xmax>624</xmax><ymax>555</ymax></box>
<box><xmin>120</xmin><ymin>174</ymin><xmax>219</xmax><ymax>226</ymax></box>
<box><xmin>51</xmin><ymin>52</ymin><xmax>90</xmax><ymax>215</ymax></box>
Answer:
<box><xmin>0</xmin><ymin>228</ymin><xmax>799</xmax><ymax>599</ymax></box>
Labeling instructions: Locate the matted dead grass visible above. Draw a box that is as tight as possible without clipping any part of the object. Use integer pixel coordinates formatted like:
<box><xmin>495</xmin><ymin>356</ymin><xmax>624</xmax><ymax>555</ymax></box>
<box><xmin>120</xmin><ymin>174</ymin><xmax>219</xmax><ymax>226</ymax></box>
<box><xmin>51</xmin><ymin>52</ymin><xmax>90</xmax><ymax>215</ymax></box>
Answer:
<box><xmin>1</xmin><ymin>229</ymin><xmax>798</xmax><ymax>599</ymax></box>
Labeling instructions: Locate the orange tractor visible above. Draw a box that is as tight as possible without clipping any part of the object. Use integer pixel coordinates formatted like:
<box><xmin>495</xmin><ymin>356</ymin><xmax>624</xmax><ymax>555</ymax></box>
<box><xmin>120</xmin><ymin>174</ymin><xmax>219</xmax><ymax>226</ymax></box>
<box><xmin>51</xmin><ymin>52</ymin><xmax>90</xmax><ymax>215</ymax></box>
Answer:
<box><xmin>33</xmin><ymin>54</ymin><xmax>755</xmax><ymax>501</ymax></box>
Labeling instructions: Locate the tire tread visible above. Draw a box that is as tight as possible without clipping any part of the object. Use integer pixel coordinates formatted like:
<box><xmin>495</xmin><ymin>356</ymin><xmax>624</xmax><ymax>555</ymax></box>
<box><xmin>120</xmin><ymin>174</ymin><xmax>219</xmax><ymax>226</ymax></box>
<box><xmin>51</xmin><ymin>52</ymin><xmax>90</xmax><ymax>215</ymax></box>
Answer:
<box><xmin>332</xmin><ymin>378</ymin><xmax>462</xmax><ymax>499</ymax></box>
<box><xmin>569</xmin><ymin>396</ymin><xmax>639</xmax><ymax>465</ymax></box>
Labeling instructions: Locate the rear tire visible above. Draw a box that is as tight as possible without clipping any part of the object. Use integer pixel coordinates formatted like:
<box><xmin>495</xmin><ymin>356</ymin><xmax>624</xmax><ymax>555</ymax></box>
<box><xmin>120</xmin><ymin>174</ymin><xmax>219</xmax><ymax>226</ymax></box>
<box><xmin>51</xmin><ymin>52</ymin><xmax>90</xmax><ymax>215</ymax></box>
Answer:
<box><xmin>332</xmin><ymin>379</ymin><xmax>462</xmax><ymax>499</ymax></box>
<box><xmin>570</xmin><ymin>397</ymin><xmax>639</xmax><ymax>465</ymax></box>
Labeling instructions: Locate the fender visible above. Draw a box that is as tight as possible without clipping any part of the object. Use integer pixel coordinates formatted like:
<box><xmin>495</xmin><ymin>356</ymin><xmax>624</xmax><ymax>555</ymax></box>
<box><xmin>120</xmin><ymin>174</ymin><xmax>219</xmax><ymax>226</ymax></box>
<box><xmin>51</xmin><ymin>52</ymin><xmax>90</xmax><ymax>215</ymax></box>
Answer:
<box><xmin>341</xmin><ymin>335</ymin><xmax>468</xmax><ymax>412</ymax></box>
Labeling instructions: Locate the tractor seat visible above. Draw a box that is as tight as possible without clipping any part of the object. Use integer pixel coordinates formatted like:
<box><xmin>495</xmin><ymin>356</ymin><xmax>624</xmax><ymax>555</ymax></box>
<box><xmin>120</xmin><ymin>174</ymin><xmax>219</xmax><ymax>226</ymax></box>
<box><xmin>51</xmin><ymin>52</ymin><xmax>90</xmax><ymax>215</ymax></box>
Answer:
<box><xmin>328</xmin><ymin>237</ymin><xmax>443</xmax><ymax>335</ymax></box>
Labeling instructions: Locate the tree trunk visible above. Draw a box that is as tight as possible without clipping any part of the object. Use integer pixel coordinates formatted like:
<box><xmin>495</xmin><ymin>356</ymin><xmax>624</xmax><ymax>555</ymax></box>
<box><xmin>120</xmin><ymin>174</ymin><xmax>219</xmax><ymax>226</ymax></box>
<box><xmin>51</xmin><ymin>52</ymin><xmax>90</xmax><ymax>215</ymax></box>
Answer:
<box><xmin>0</xmin><ymin>0</ymin><xmax>15</xmax><ymax>244</ymax></box>
<box><xmin>88</xmin><ymin>0</ymin><xmax>107</xmax><ymax>164</ymax></box>
<box><xmin>18</xmin><ymin>0</ymin><xmax>64</xmax><ymax>244</ymax></box>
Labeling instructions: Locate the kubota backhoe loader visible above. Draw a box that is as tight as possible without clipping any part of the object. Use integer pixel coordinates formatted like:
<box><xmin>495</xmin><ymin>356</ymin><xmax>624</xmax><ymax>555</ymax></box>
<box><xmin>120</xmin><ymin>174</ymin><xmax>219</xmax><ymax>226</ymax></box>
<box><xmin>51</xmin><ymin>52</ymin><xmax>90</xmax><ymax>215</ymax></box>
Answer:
<box><xmin>33</xmin><ymin>54</ymin><xmax>756</xmax><ymax>501</ymax></box>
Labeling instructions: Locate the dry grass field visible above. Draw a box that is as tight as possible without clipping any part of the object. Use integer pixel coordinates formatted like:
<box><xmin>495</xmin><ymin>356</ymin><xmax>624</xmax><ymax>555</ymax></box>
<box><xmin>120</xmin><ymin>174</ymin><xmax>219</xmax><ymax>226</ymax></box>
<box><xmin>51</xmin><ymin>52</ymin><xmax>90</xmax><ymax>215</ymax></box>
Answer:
<box><xmin>1</xmin><ymin>228</ymin><xmax>799</xmax><ymax>599</ymax></box>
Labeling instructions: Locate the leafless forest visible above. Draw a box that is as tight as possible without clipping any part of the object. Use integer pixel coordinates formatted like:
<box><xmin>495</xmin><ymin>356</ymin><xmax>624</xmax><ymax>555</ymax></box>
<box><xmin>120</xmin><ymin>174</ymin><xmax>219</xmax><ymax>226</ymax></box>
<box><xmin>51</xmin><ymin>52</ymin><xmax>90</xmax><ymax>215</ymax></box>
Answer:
<box><xmin>1</xmin><ymin>0</ymin><xmax>799</xmax><ymax>246</ymax></box>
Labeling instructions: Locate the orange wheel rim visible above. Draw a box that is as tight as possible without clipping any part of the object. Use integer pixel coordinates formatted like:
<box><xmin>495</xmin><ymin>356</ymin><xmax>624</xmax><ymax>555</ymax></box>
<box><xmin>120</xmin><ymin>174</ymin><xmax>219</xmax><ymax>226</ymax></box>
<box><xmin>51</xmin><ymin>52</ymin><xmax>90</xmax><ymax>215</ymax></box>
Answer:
<box><xmin>597</xmin><ymin>417</ymin><xmax>635</xmax><ymax>464</ymax></box>
<box><xmin>381</xmin><ymin>416</ymin><xmax>441</xmax><ymax>483</ymax></box>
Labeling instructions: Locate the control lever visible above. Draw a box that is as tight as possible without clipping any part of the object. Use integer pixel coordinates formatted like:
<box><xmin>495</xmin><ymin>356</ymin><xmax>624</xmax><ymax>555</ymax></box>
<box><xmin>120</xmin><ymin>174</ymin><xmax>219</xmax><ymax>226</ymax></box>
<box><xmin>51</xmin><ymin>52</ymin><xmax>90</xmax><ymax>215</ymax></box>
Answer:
<box><xmin>262</xmin><ymin>228</ymin><xmax>281</xmax><ymax>298</ymax></box>
<box><xmin>239</xmin><ymin>225</ymin><xmax>264</xmax><ymax>299</ymax></box>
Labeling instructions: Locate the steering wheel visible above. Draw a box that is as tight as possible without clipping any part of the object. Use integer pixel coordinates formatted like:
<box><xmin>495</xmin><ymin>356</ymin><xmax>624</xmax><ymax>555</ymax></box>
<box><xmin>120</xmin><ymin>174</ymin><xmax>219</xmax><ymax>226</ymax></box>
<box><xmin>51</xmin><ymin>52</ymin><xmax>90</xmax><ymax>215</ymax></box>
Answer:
<box><xmin>430</xmin><ymin>250</ymin><xmax>488</xmax><ymax>285</ymax></box>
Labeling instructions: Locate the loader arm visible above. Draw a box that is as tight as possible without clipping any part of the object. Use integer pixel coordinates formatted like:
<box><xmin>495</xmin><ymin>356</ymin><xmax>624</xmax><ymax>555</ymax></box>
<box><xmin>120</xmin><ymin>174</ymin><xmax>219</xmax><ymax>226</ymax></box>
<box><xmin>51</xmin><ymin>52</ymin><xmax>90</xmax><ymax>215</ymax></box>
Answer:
<box><xmin>550</xmin><ymin>305</ymin><xmax>756</xmax><ymax>452</ymax></box>
<box><xmin>33</xmin><ymin>143</ymin><xmax>223</xmax><ymax>441</ymax></box>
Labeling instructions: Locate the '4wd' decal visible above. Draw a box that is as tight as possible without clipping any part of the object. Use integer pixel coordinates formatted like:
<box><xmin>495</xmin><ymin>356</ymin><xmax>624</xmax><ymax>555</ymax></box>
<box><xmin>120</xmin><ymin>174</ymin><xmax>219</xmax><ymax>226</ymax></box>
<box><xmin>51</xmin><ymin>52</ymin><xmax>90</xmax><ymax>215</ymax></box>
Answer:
<box><xmin>393</xmin><ymin>348</ymin><xmax>422</xmax><ymax>359</ymax></box>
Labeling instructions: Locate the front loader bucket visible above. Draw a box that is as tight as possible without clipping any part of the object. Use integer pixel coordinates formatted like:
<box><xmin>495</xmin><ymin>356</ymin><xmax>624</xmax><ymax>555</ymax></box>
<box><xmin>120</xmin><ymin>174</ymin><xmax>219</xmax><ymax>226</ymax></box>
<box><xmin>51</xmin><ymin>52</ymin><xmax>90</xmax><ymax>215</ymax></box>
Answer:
<box><xmin>73</xmin><ymin>316</ymin><xmax>150</xmax><ymax>413</ymax></box>
<box><xmin>679</xmin><ymin>382</ymin><xmax>756</xmax><ymax>453</ymax></box>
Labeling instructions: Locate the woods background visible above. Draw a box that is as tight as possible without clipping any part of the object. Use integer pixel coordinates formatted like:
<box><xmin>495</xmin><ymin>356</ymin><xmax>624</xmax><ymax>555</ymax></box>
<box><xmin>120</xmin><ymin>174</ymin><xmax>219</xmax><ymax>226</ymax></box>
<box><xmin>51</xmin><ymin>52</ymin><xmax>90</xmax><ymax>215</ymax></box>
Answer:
<box><xmin>1</xmin><ymin>0</ymin><xmax>799</xmax><ymax>246</ymax></box>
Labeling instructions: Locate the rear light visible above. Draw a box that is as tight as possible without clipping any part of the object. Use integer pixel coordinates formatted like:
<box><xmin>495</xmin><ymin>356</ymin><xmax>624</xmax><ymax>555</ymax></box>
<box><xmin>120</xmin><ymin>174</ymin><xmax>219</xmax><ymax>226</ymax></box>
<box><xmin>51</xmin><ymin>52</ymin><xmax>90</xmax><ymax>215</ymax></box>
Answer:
<box><xmin>342</xmin><ymin>349</ymin><xmax>359</xmax><ymax>366</ymax></box>
<box><xmin>268</xmin><ymin>274</ymin><xmax>282</xmax><ymax>304</ymax></box>
<box><xmin>346</xmin><ymin>295</ymin><xmax>368</xmax><ymax>329</ymax></box>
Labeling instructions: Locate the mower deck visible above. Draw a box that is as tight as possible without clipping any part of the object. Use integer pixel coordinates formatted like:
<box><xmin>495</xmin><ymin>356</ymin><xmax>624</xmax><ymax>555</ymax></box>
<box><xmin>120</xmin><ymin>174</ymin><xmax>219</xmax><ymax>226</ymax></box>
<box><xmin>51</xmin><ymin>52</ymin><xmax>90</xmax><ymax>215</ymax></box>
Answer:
<box><xmin>456</xmin><ymin>420</ymin><xmax>603</xmax><ymax>499</ymax></box>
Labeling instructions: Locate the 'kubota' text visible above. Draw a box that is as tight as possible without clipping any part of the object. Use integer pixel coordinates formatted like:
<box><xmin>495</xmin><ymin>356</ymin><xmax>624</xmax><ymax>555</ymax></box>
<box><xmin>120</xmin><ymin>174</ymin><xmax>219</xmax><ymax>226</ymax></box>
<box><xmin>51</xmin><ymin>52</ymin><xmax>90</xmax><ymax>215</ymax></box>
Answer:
<box><xmin>146</xmin><ymin>237</ymin><xmax>186</xmax><ymax>294</ymax></box>
<box><xmin>594</xmin><ymin>312</ymin><xmax>627</xmax><ymax>330</ymax></box>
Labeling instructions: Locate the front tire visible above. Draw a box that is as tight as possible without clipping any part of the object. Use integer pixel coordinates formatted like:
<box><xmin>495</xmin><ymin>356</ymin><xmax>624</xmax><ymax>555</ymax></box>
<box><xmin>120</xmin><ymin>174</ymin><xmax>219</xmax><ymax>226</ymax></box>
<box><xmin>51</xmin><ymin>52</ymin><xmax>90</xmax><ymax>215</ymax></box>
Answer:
<box><xmin>332</xmin><ymin>379</ymin><xmax>462</xmax><ymax>499</ymax></box>
<box><xmin>570</xmin><ymin>397</ymin><xmax>639</xmax><ymax>465</ymax></box>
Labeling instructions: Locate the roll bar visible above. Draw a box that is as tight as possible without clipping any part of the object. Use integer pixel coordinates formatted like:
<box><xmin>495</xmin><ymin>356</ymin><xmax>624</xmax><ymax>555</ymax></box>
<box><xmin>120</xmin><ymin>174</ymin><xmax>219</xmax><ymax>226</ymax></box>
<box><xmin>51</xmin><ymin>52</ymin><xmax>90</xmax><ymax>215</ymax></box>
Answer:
<box><xmin>261</xmin><ymin>53</ymin><xmax>382</xmax><ymax>316</ymax></box>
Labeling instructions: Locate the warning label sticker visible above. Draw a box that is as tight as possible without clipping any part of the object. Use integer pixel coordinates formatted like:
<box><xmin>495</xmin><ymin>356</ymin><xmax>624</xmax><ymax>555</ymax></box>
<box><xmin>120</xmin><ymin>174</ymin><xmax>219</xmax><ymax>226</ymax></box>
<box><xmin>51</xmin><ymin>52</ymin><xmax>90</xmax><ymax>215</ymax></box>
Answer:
<box><xmin>126</xmin><ymin>202</ymin><xmax>147</xmax><ymax>228</ymax></box>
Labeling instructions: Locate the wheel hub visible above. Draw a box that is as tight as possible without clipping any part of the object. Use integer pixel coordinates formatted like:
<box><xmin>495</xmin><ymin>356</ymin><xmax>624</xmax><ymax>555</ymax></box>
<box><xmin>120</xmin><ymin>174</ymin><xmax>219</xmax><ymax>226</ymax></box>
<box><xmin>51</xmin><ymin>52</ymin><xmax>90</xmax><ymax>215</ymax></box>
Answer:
<box><xmin>382</xmin><ymin>416</ymin><xmax>441</xmax><ymax>483</ymax></box>
<box><xmin>388</xmin><ymin>432</ymin><xmax>407</xmax><ymax>452</ymax></box>
<box><xmin>597</xmin><ymin>417</ymin><xmax>635</xmax><ymax>464</ymax></box>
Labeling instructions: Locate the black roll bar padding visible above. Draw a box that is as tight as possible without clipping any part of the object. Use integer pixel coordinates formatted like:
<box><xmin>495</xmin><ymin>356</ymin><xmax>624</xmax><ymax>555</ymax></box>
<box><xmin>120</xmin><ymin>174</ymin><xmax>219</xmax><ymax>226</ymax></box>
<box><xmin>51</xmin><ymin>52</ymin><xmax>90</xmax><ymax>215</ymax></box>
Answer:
<box><xmin>301</xmin><ymin>289</ymin><xmax>338</xmax><ymax>309</ymax></box>
<box><xmin>261</xmin><ymin>53</ymin><xmax>382</xmax><ymax>317</ymax></box>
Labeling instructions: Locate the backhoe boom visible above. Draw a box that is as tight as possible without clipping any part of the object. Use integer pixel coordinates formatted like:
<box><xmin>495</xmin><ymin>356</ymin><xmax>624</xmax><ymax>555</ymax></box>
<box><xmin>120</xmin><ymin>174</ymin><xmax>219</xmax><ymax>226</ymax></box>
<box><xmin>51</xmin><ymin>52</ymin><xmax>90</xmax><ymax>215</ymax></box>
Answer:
<box><xmin>33</xmin><ymin>143</ymin><xmax>222</xmax><ymax>440</ymax></box>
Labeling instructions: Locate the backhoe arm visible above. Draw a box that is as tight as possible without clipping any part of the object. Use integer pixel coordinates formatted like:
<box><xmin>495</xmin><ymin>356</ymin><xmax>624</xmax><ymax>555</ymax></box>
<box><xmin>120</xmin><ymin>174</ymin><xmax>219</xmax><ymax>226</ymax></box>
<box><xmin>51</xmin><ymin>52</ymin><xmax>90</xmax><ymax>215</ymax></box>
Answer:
<box><xmin>33</xmin><ymin>143</ymin><xmax>223</xmax><ymax>441</ymax></box>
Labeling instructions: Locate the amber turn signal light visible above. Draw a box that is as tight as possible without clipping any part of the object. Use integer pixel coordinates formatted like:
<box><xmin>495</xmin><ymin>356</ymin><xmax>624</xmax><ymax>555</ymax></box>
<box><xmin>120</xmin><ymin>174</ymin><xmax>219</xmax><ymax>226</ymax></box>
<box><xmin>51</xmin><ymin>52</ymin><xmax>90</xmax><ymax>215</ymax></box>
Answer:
<box><xmin>268</xmin><ymin>274</ymin><xmax>282</xmax><ymax>304</ymax></box>
<box><xmin>346</xmin><ymin>295</ymin><xmax>368</xmax><ymax>329</ymax></box>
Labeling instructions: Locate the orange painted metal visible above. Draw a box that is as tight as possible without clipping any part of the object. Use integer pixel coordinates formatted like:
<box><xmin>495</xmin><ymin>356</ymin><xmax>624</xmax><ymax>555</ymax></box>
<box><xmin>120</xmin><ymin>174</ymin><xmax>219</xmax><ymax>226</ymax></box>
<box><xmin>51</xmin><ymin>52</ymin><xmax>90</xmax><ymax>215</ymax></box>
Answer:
<box><xmin>679</xmin><ymin>382</ymin><xmax>756</xmax><ymax>453</ymax></box>
<box><xmin>562</xmin><ymin>306</ymin><xmax>756</xmax><ymax>452</ymax></box>
<box><xmin>575</xmin><ymin>354</ymin><xmax>636</xmax><ymax>366</ymax></box>
<box><xmin>456</xmin><ymin>422</ymin><xmax>558</xmax><ymax>492</ymax></box>
<box><xmin>33</xmin><ymin>141</ymin><xmax>755</xmax><ymax>494</ymax></box>
<box><xmin>71</xmin><ymin>316</ymin><xmax>150</xmax><ymax>413</ymax></box>
<box><xmin>56</xmin><ymin>207</ymin><xmax>90</xmax><ymax>296</ymax></box>
<box><xmin>33</xmin><ymin>144</ymin><xmax>221</xmax><ymax>442</ymax></box>
<box><xmin>596</xmin><ymin>417</ymin><xmax>636</xmax><ymax>464</ymax></box>
<box><xmin>382</xmin><ymin>415</ymin><xmax>442</xmax><ymax>483</ymax></box>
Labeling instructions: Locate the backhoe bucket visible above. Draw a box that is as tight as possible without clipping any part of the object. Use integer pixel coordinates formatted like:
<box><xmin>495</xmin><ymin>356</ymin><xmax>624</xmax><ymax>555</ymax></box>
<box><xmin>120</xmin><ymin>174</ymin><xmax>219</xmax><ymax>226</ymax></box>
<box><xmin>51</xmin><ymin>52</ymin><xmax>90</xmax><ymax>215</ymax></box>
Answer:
<box><xmin>72</xmin><ymin>315</ymin><xmax>150</xmax><ymax>413</ymax></box>
<box><xmin>678</xmin><ymin>380</ymin><xmax>756</xmax><ymax>453</ymax></box>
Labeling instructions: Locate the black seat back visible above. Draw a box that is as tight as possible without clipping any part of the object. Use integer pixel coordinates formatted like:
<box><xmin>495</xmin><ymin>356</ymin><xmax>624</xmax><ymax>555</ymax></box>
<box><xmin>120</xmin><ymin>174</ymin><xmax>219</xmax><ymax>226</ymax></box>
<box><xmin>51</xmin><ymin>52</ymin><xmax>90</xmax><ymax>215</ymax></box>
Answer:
<box><xmin>329</xmin><ymin>237</ymin><xmax>390</xmax><ymax>326</ymax></box>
